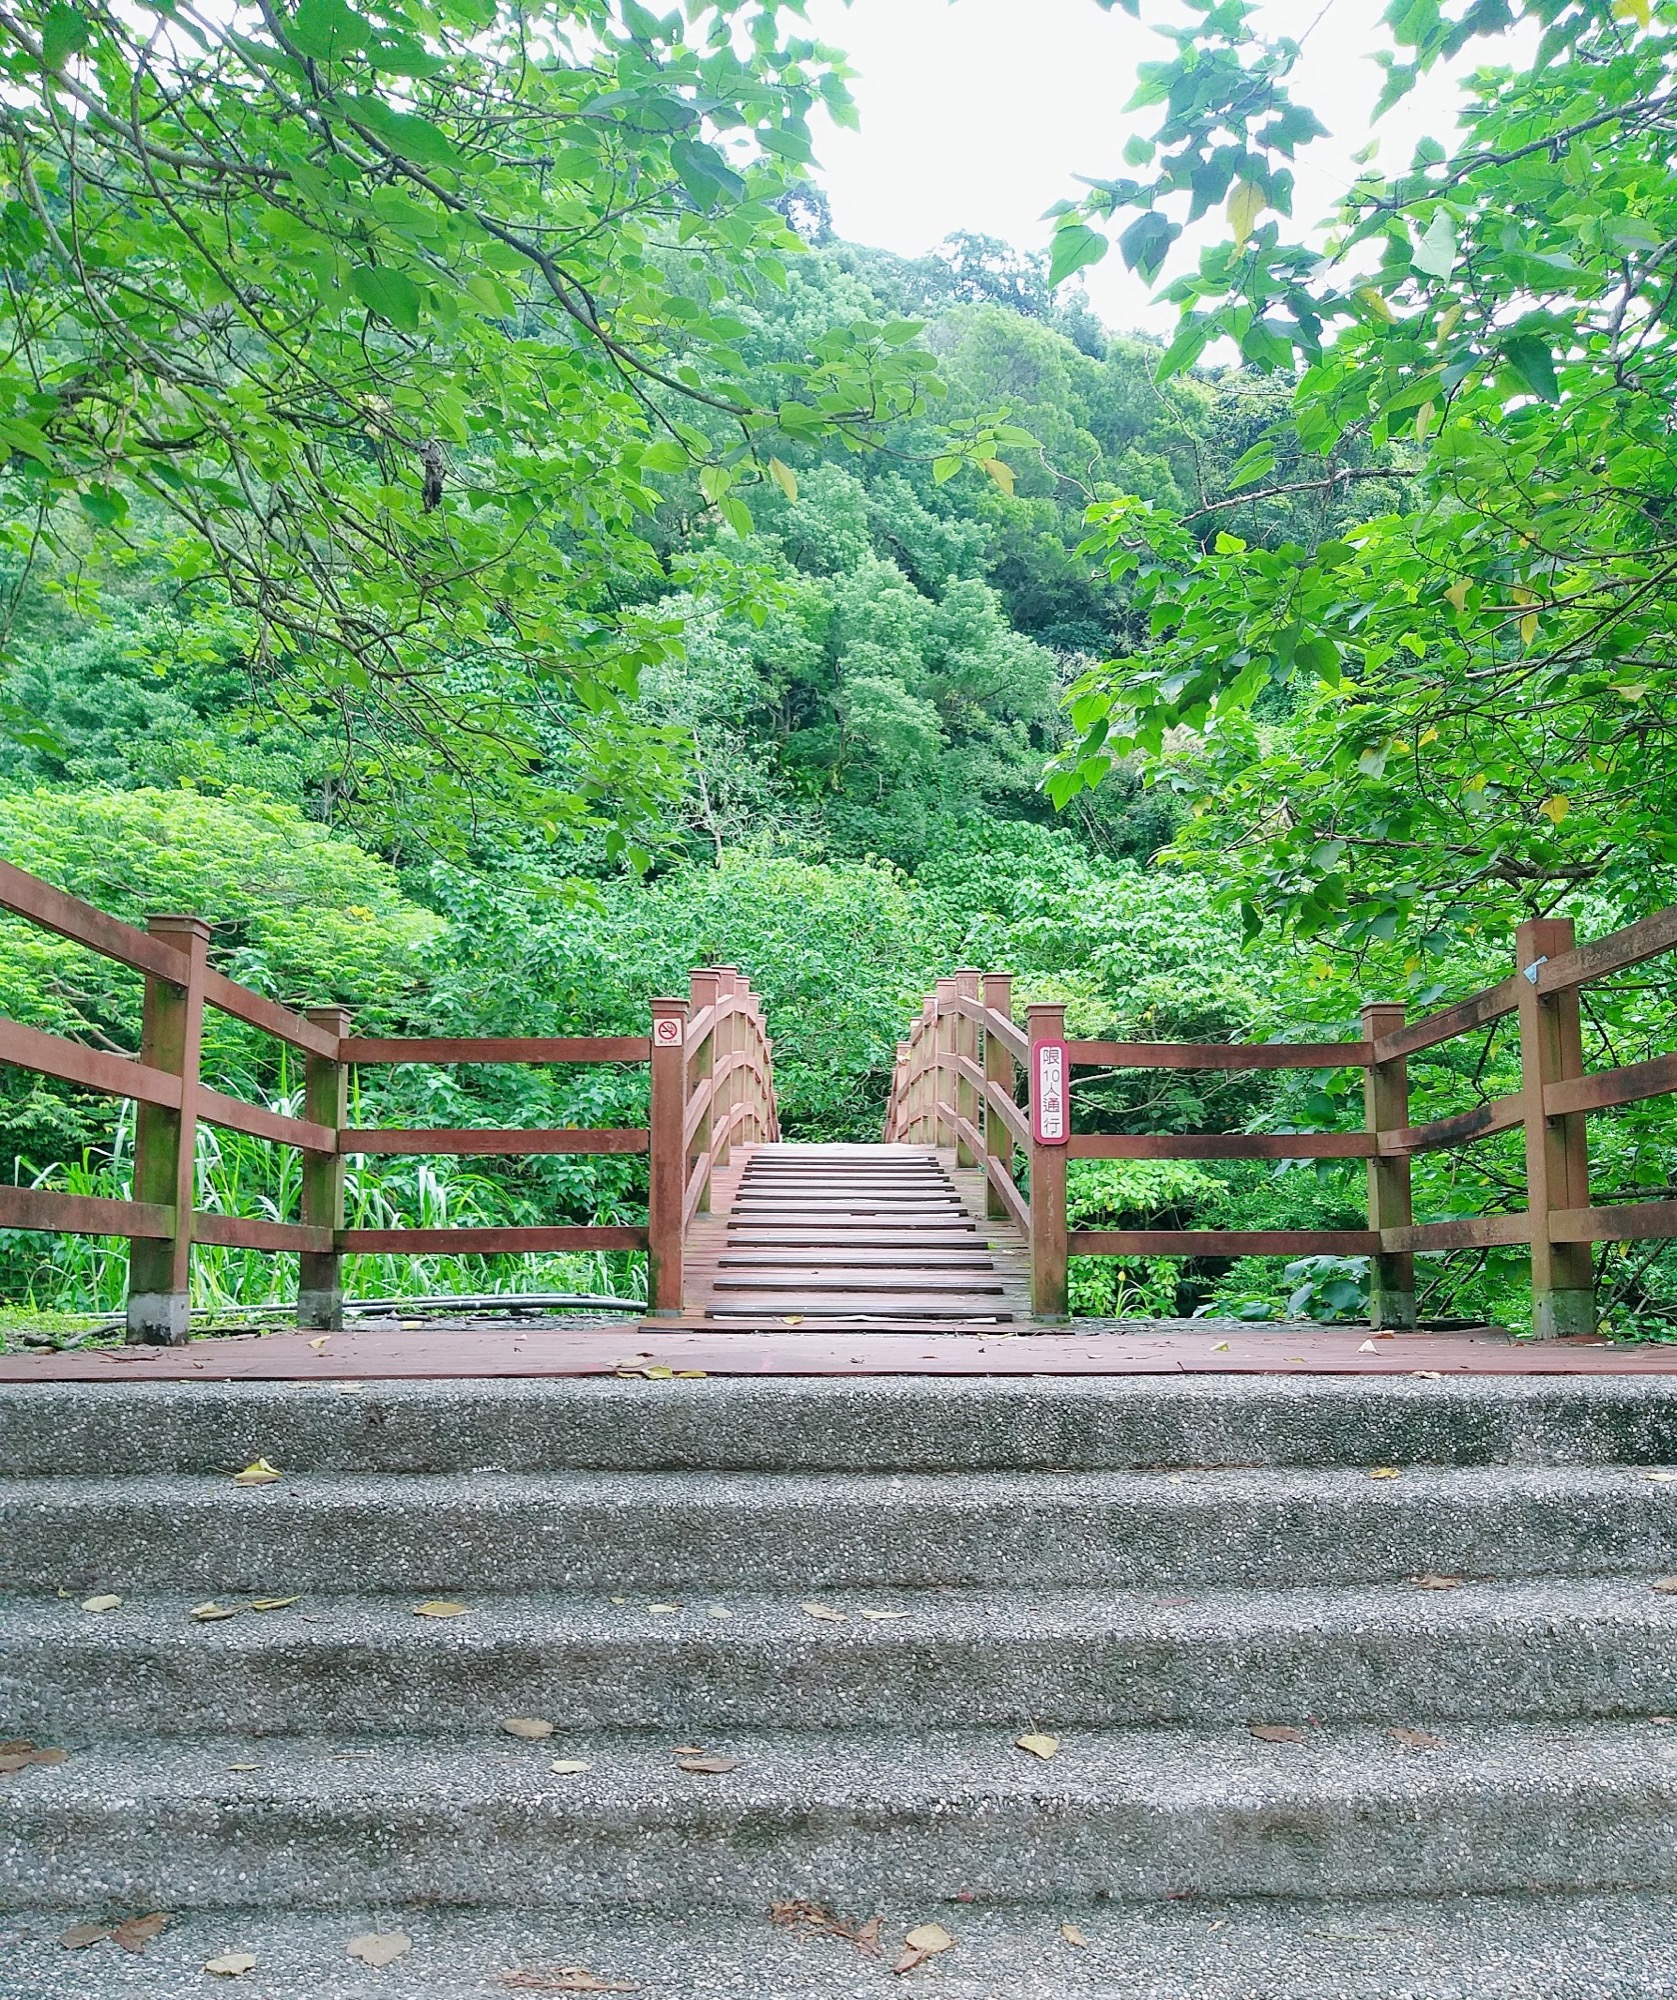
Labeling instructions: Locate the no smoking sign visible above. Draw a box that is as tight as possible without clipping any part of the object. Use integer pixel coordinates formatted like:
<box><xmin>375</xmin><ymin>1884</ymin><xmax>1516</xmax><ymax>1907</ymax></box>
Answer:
<box><xmin>653</xmin><ymin>1016</ymin><xmax>685</xmax><ymax>1048</ymax></box>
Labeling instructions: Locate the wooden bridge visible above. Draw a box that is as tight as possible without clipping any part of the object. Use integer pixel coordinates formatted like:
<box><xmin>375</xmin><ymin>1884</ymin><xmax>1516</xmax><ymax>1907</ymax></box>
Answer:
<box><xmin>4</xmin><ymin>855</ymin><xmax>1677</xmax><ymax>1346</ymax></box>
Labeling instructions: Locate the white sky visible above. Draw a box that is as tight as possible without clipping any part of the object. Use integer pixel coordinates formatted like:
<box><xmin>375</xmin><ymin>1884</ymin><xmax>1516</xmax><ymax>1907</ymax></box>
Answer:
<box><xmin>800</xmin><ymin>0</ymin><xmax>1483</xmax><ymax>334</ymax></box>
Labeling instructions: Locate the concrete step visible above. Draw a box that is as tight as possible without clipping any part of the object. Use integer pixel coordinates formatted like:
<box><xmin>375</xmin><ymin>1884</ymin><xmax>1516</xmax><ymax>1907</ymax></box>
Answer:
<box><xmin>7</xmin><ymin>1719</ymin><xmax>1677</xmax><ymax>1911</ymax></box>
<box><xmin>9</xmin><ymin>1464</ymin><xmax>1677</xmax><ymax>1594</ymax></box>
<box><xmin>8</xmin><ymin>1375</ymin><xmax>1677</xmax><ymax>1477</ymax></box>
<box><xmin>3</xmin><ymin>1894</ymin><xmax>1676</xmax><ymax>1999</ymax></box>
<box><xmin>8</xmin><ymin>1579</ymin><xmax>1677</xmax><ymax>1738</ymax></box>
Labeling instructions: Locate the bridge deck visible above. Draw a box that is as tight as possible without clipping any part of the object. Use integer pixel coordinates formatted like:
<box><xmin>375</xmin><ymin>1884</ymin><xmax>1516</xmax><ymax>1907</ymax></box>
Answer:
<box><xmin>672</xmin><ymin>1142</ymin><xmax>1033</xmax><ymax>1333</ymax></box>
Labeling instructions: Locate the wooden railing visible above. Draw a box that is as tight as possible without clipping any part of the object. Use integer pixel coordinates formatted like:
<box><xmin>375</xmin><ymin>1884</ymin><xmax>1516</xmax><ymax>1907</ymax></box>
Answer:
<box><xmin>0</xmin><ymin>860</ymin><xmax>776</xmax><ymax>1338</ymax></box>
<box><xmin>884</xmin><ymin>911</ymin><xmax>1677</xmax><ymax>1335</ymax></box>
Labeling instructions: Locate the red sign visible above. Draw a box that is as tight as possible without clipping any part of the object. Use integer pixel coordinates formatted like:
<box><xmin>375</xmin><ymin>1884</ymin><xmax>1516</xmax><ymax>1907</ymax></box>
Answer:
<box><xmin>1031</xmin><ymin>1039</ymin><xmax>1069</xmax><ymax>1146</ymax></box>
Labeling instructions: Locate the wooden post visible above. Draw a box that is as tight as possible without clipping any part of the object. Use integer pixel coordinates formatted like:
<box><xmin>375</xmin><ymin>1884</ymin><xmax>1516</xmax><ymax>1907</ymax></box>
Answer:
<box><xmin>983</xmin><ymin>973</ymin><xmax>1014</xmax><ymax>1222</ymax></box>
<box><xmin>889</xmin><ymin>1041</ymin><xmax>910</xmax><ymax>1142</ymax></box>
<box><xmin>298</xmin><ymin>1004</ymin><xmax>351</xmax><ymax>1331</ymax></box>
<box><xmin>714</xmin><ymin>967</ymin><xmax>738</xmax><ymax>1171</ymax></box>
<box><xmin>647</xmin><ymin>996</ymin><xmax>688</xmax><ymax>1313</ymax></box>
<box><xmin>688</xmin><ymin>969</ymin><xmax>720</xmax><ymax>1215</ymax></box>
<box><xmin>1027</xmin><ymin>1000</ymin><xmax>1069</xmax><ymax>1320</ymax></box>
<box><xmin>1361</xmin><ymin>1001</ymin><xmax>1416</xmax><ymax>1330</ymax></box>
<box><xmin>933</xmin><ymin>978</ymin><xmax>957</xmax><ymax>1150</ymax></box>
<box><xmin>953</xmin><ymin>970</ymin><xmax>981</xmax><ymax>1167</ymax></box>
<box><xmin>1516</xmin><ymin>916</ymin><xmax>1595</xmax><ymax>1338</ymax></box>
<box><xmin>126</xmin><ymin>915</ymin><xmax>210</xmax><ymax>1345</ymax></box>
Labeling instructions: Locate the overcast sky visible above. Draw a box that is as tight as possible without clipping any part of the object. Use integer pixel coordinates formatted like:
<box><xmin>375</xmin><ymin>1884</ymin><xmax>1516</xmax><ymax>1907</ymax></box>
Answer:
<box><xmin>799</xmin><ymin>0</ymin><xmax>1477</xmax><ymax>333</ymax></box>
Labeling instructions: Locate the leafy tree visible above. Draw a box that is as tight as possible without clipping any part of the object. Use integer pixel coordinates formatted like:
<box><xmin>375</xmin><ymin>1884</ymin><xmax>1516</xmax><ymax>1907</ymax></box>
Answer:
<box><xmin>0</xmin><ymin>0</ymin><xmax>1018</xmax><ymax>843</ymax></box>
<box><xmin>1052</xmin><ymin>0</ymin><xmax>1677</xmax><ymax>950</ymax></box>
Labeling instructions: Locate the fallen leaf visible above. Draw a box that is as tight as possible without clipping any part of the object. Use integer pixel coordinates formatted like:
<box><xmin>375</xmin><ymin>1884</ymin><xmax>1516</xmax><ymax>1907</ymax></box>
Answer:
<box><xmin>707</xmin><ymin>1606</ymin><xmax>733</xmax><ymax>1619</ymax></box>
<box><xmin>648</xmin><ymin>1602</ymin><xmax>682</xmax><ymax>1614</ymax></box>
<box><xmin>1210</xmin><ymin>1340</ymin><xmax>1230</xmax><ymax>1353</ymax></box>
<box><xmin>1652</xmin><ymin>1579</ymin><xmax>1677</xmax><ymax>1594</ymax></box>
<box><xmin>191</xmin><ymin>1602</ymin><xmax>239</xmax><ymax>1622</ymax></box>
<box><xmin>782</xmin><ymin>1316</ymin><xmax>804</xmax><ymax>1325</ymax></box>
<box><xmin>27</xmin><ymin>1747</ymin><xmax>67</xmax><ymax>1766</ymax></box>
<box><xmin>227</xmin><ymin>1762</ymin><xmax>262</xmax><ymax>1772</ymax></box>
<box><xmin>1411</xmin><ymin>1370</ymin><xmax>1444</xmax><ymax>1380</ymax></box>
<box><xmin>1647</xmin><ymin>1471</ymin><xmax>1677</xmax><ymax>1482</ymax></box>
<box><xmin>59</xmin><ymin>1923</ymin><xmax>109</xmax><ymax>1948</ymax></box>
<box><xmin>1358</xmin><ymin>1340</ymin><xmax>1379</xmax><ymax>1354</ymax></box>
<box><xmin>81</xmin><ymin>1594</ymin><xmax>121</xmax><ymax>1613</ymax></box>
<box><xmin>674</xmin><ymin>1370</ymin><xmax>708</xmax><ymax>1379</ymax></box>
<box><xmin>1412</xmin><ymin>1574</ymin><xmax>1462</xmax><ymax>1590</ymax></box>
<box><xmin>801</xmin><ymin>1601</ymin><xmax>847</xmax><ymax>1622</ymax></box>
<box><xmin>413</xmin><ymin>1600</ymin><xmax>469</xmax><ymax>1619</ymax></box>
<box><xmin>674</xmin><ymin>1744</ymin><xmax>706</xmax><ymax>1754</ymax></box>
<box><xmin>894</xmin><ymin>1921</ymin><xmax>955</xmax><ymax>1974</ymax></box>
<box><xmin>500</xmin><ymin>1718</ymin><xmax>555</xmax><ymax>1741</ymax></box>
<box><xmin>675</xmin><ymin>1753</ymin><xmax>741</xmax><ymax>1774</ymax></box>
<box><xmin>249</xmin><ymin>1596</ymin><xmax>299</xmax><ymax>1612</ymax></box>
<box><xmin>1388</xmin><ymin>1726</ymin><xmax>1446</xmax><ymax>1751</ymax></box>
<box><xmin>347</xmin><ymin>1932</ymin><xmax>412</xmax><ymax>1966</ymax></box>
<box><xmin>307</xmin><ymin>1337</ymin><xmax>330</xmax><ymax>1352</ymax></box>
<box><xmin>1060</xmin><ymin>1922</ymin><xmax>1090</xmax><ymax>1947</ymax></box>
<box><xmin>232</xmin><ymin>1459</ymin><xmax>281</xmax><ymax>1486</ymax></box>
<box><xmin>639</xmin><ymin>1366</ymin><xmax>674</xmax><ymax>1380</ymax></box>
<box><xmin>1015</xmin><ymin>1732</ymin><xmax>1060</xmax><ymax>1760</ymax></box>
<box><xmin>111</xmin><ymin>1913</ymin><xmax>169</xmax><ymax>1953</ymax></box>
<box><xmin>1249</xmin><ymin>1724</ymin><xmax>1305</xmax><ymax>1744</ymax></box>
<box><xmin>550</xmin><ymin>1759</ymin><xmax>591</xmax><ymax>1775</ymax></box>
<box><xmin>500</xmin><ymin>1970</ymin><xmax>639</xmax><ymax>1992</ymax></box>
<box><xmin>1369</xmin><ymin>1467</ymin><xmax>1401</xmax><ymax>1480</ymax></box>
<box><xmin>203</xmin><ymin>1953</ymin><xmax>258</xmax><ymax>1976</ymax></box>
<box><xmin>768</xmin><ymin>1899</ymin><xmax>884</xmax><ymax>1956</ymax></box>
<box><xmin>859</xmin><ymin>1608</ymin><xmax>910</xmax><ymax>1621</ymax></box>
<box><xmin>1285</xmin><ymin>1356</ymin><xmax>1305</xmax><ymax>1364</ymax></box>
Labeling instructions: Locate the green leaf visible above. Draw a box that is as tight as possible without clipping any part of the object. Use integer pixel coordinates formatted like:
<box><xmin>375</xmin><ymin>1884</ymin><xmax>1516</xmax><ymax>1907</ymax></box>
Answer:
<box><xmin>1117</xmin><ymin>212</ymin><xmax>1180</xmax><ymax>280</ymax></box>
<box><xmin>78</xmin><ymin>485</ymin><xmax>129</xmax><ymax>529</ymax></box>
<box><xmin>286</xmin><ymin>0</ymin><xmax>370</xmax><ymax>62</ymax></box>
<box><xmin>639</xmin><ymin>441</ymin><xmax>689</xmax><ymax>474</ymax></box>
<box><xmin>1410</xmin><ymin>210</ymin><xmax>1458</xmax><ymax>279</ymax></box>
<box><xmin>39</xmin><ymin>2</ymin><xmax>91</xmax><ymax>68</ymax></box>
<box><xmin>349</xmin><ymin>265</ymin><xmax>424</xmax><ymax>331</ymax></box>
<box><xmin>1048</xmin><ymin>223</ymin><xmax>1109</xmax><ymax>289</ymax></box>
<box><xmin>768</xmin><ymin>456</ymin><xmax>798</xmax><ymax>502</ymax></box>
<box><xmin>347</xmin><ymin>97</ymin><xmax>458</xmax><ymax>169</ymax></box>
<box><xmin>1502</xmin><ymin>335</ymin><xmax>1559</xmax><ymax>402</ymax></box>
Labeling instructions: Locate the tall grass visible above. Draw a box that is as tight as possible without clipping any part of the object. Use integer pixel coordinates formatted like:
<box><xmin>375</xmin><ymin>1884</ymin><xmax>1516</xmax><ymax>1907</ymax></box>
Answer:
<box><xmin>1</xmin><ymin>1096</ymin><xmax>645</xmax><ymax>1314</ymax></box>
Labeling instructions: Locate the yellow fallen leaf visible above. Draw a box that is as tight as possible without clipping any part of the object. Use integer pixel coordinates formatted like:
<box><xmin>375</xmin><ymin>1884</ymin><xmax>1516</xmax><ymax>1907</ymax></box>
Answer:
<box><xmin>191</xmin><ymin>1602</ymin><xmax>239</xmax><ymax>1622</ymax></box>
<box><xmin>904</xmin><ymin>1922</ymin><xmax>954</xmax><ymax>1953</ymax></box>
<box><xmin>550</xmin><ymin>1758</ymin><xmax>592</xmax><ymax>1774</ymax></box>
<box><xmin>801</xmin><ymin>1602</ymin><xmax>846</xmax><ymax>1622</ymax></box>
<box><xmin>307</xmin><ymin>1337</ymin><xmax>330</xmax><ymax>1352</ymax></box>
<box><xmin>501</xmin><ymin>1718</ymin><xmax>554</xmax><ymax>1741</ymax></box>
<box><xmin>1015</xmin><ymin>1732</ymin><xmax>1059</xmax><ymax>1760</ymax></box>
<box><xmin>640</xmin><ymin>1366</ymin><xmax>674</xmax><ymax>1380</ymax></box>
<box><xmin>81</xmin><ymin>1594</ymin><xmax>121</xmax><ymax>1613</ymax></box>
<box><xmin>347</xmin><ymin>1932</ymin><xmax>412</xmax><ymax>1967</ymax></box>
<box><xmin>1060</xmin><ymin>1923</ymin><xmax>1090</xmax><ymax>1947</ymax></box>
<box><xmin>1370</xmin><ymin>1467</ymin><xmax>1401</xmax><ymax>1480</ymax></box>
<box><xmin>1211</xmin><ymin>1341</ymin><xmax>1231</xmax><ymax>1353</ymax></box>
<box><xmin>674</xmin><ymin>1370</ymin><xmax>708</xmax><ymax>1379</ymax></box>
<box><xmin>232</xmin><ymin>1459</ymin><xmax>281</xmax><ymax>1486</ymax></box>
<box><xmin>413</xmin><ymin>1600</ymin><xmax>469</xmax><ymax>1618</ymax></box>
<box><xmin>249</xmin><ymin>1596</ymin><xmax>299</xmax><ymax>1612</ymax></box>
<box><xmin>203</xmin><ymin>1954</ymin><xmax>257</xmax><ymax>1977</ymax></box>
<box><xmin>782</xmin><ymin>1315</ymin><xmax>804</xmax><ymax>1325</ymax></box>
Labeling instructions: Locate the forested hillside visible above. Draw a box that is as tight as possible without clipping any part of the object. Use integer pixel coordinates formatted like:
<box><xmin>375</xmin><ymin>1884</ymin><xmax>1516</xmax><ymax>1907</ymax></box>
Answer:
<box><xmin>3</xmin><ymin>0</ymin><xmax>1675</xmax><ymax>1341</ymax></box>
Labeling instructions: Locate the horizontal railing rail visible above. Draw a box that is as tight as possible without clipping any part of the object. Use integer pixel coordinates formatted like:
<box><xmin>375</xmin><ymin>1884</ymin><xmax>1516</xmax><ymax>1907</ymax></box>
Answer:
<box><xmin>0</xmin><ymin>862</ymin><xmax>779</xmax><ymax>1340</ymax></box>
<box><xmin>883</xmin><ymin>906</ymin><xmax>1677</xmax><ymax>1334</ymax></box>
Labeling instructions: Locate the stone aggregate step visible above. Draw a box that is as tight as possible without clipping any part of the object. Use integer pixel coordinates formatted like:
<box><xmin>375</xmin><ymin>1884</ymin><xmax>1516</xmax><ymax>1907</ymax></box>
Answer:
<box><xmin>9</xmin><ymin>1374</ymin><xmax>1677</xmax><ymax>1477</ymax></box>
<box><xmin>7</xmin><ymin>1578</ymin><xmax>1677</xmax><ymax>1738</ymax></box>
<box><xmin>9</xmin><ymin>1463</ymin><xmax>1677</xmax><ymax>1594</ymax></box>
<box><xmin>2</xmin><ymin>1894</ymin><xmax>1675</xmax><ymax>2000</ymax></box>
<box><xmin>7</xmin><ymin>1720</ymin><xmax>1677</xmax><ymax>1911</ymax></box>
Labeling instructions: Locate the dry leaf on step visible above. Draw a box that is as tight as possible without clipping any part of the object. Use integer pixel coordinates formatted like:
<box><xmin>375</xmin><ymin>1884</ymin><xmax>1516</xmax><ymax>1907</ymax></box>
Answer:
<box><xmin>1411</xmin><ymin>1370</ymin><xmax>1443</xmax><ymax>1381</ymax></box>
<box><xmin>413</xmin><ymin>1600</ymin><xmax>469</xmax><ymax>1619</ymax></box>
<box><xmin>347</xmin><ymin>1932</ymin><xmax>412</xmax><ymax>1966</ymax></box>
<box><xmin>1358</xmin><ymin>1340</ymin><xmax>1379</xmax><ymax>1354</ymax></box>
<box><xmin>675</xmin><ymin>1753</ymin><xmax>741</xmax><ymax>1774</ymax></box>
<box><xmin>859</xmin><ymin>1609</ymin><xmax>909</xmax><ymax>1621</ymax></box>
<box><xmin>110</xmin><ymin>1913</ymin><xmax>170</xmax><ymax>1954</ymax></box>
<box><xmin>674</xmin><ymin>1370</ymin><xmax>707</xmax><ymax>1379</ymax></box>
<box><xmin>1652</xmin><ymin>1578</ymin><xmax>1677</xmax><ymax>1594</ymax></box>
<box><xmin>1060</xmin><ymin>1923</ymin><xmax>1090</xmax><ymax>1947</ymax></box>
<box><xmin>81</xmin><ymin>1594</ymin><xmax>121</xmax><ymax>1613</ymax></box>
<box><xmin>203</xmin><ymin>1953</ymin><xmax>257</xmax><ymax>1976</ymax></box>
<box><xmin>1647</xmin><ymin>1471</ymin><xmax>1677</xmax><ymax>1482</ymax></box>
<box><xmin>191</xmin><ymin>1602</ymin><xmax>239</xmax><ymax>1622</ymax></box>
<box><xmin>307</xmin><ymin>1337</ymin><xmax>330</xmax><ymax>1352</ymax></box>
<box><xmin>801</xmin><ymin>1602</ymin><xmax>846</xmax><ymax>1622</ymax></box>
<box><xmin>59</xmin><ymin>1923</ymin><xmax>109</xmax><ymax>1948</ymax></box>
<box><xmin>1210</xmin><ymin>1340</ymin><xmax>1231</xmax><ymax>1352</ymax></box>
<box><xmin>500</xmin><ymin>1969</ymin><xmax>639</xmax><ymax>1992</ymax></box>
<box><xmin>894</xmin><ymin>1922</ymin><xmax>955</xmax><ymax>1974</ymax></box>
<box><xmin>500</xmin><ymin>1718</ymin><xmax>555</xmax><ymax>1741</ymax></box>
<box><xmin>232</xmin><ymin>1460</ymin><xmax>281</xmax><ymax>1486</ymax></box>
<box><xmin>1015</xmin><ymin>1733</ymin><xmax>1059</xmax><ymax>1760</ymax></box>
<box><xmin>550</xmin><ymin>1759</ymin><xmax>591</xmax><ymax>1775</ymax></box>
<box><xmin>1249</xmin><ymin>1724</ymin><xmax>1305</xmax><ymax>1744</ymax></box>
<box><xmin>1388</xmin><ymin>1727</ymin><xmax>1445</xmax><ymax>1751</ymax></box>
<box><xmin>648</xmin><ymin>1603</ymin><xmax>681</xmax><ymax>1614</ymax></box>
<box><xmin>1369</xmin><ymin>1467</ymin><xmax>1401</xmax><ymax>1480</ymax></box>
<box><xmin>1411</xmin><ymin>1574</ymin><xmax>1462</xmax><ymax>1590</ymax></box>
<box><xmin>768</xmin><ymin>1900</ymin><xmax>883</xmax><ymax>1955</ymax></box>
<box><xmin>249</xmin><ymin>1596</ymin><xmax>299</xmax><ymax>1612</ymax></box>
<box><xmin>782</xmin><ymin>1316</ymin><xmax>804</xmax><ymax>1325</ymax></box>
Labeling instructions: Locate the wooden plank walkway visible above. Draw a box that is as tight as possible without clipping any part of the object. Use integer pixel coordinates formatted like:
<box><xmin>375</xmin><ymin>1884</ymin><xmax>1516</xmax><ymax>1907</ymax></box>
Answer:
<box><xmin>674</xmin><ymin>1142</ymin><xmax>1034</xmax><ymax>1332</ymax></box>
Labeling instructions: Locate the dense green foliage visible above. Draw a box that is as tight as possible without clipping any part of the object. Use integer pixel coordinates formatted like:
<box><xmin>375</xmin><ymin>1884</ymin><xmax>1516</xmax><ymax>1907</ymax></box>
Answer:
<box><xmin>4</xmin><ymin>0</ymin><xmax>1676</xmax><ymax>1339</ymax></box>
